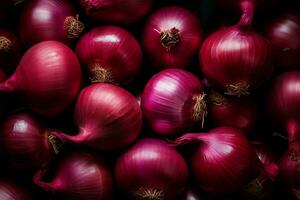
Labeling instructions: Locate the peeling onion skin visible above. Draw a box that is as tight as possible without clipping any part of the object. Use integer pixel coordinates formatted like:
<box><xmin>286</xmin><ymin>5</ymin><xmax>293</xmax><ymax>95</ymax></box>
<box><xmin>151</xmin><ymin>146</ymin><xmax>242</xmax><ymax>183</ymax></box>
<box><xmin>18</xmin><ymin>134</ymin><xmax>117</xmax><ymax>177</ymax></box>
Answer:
<box><xmin>79</xmin><ymin>0</ymin><xmax>153</xmax><ymax>25</ymax></box>
<box><xmin>34</xmin><ymin>152</ymin><xmax>113</xmax><ymax>200</ymax></box>
<box><xmin>266</xmin><ymin>12</ymin><xmax>300</xmax><ymax>71</ymax></box>
<box><xmin>142</xmin><ymin>6</ymin><xmax>203</xmax><ymax>69</ymax></box>
<box><xmin>115</xmin><ymin>139</ymin><xmax>189</xmax><ymax>200</ymax></box>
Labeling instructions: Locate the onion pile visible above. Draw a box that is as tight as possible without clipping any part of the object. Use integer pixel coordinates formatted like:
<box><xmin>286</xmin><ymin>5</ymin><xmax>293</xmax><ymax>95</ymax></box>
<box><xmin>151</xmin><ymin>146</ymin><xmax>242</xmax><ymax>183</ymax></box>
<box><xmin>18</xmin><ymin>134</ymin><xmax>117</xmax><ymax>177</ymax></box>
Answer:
<box><xmin>19</xmin><ymin>0</ymin><xmax>84</xmax><ymax>47</ymax></box>
<box><xmin>141</xmin><ymin>69</ymin><xmax>206</xmax><ymax>136</ymax></box>
<box><xmin>199</xmin><ymin>0</ymin><xmax>273</xmax><ymax>96</ymax></box>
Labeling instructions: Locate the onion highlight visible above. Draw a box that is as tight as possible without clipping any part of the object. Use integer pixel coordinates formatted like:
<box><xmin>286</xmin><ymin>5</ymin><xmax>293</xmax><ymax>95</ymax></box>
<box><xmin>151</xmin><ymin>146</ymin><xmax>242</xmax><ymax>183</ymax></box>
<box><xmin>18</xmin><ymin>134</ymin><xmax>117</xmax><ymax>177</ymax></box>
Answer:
<box><xmin>0</xmin><ymin>180</ymin><xmax>33</xmax><ymax>200</ymax></box>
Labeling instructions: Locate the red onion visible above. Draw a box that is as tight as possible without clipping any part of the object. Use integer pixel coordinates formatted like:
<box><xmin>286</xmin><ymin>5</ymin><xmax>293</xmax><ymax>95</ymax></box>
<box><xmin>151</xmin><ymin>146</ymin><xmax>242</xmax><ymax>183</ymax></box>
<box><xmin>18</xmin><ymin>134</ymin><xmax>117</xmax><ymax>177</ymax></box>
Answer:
<box><xmin>115</xmin><ymin>138</ymin><xmax>188</xmax><ymax>200</ymax></box>
<box><xmin>199</xmin><ymin>0</ymin><xmax>273</xmax><ymax>96</ymax></box>
<box><xmin>141</xmin><ymin>69</ymin><xmax>206</xmax><ymax>136</ymax></box>
<box><xmin>53</xmin><ymin>83</ymin><xmax>142</xmax><ymax>151</ymax></box>
<box><xmin>79</xmin><ymin>0</ymin><xmax>153</xmax><ymax>25</ymax></box>
<box><xmin>0</xmin><ymin>112</ymin><xmax>60</xmax><ymax>172</ymax></box>
<box><xmin>208</xmin><ymin>91</ymin><xmax>256</xmax><ymax>133</ymax></box>
<box><xmin>213</xmin><ymin>0</ymin><xmax>281</xmax><ymax>12</ymax></box>
<box><xmin>0</xmin><ymin>180</ymin><xmax>33</xmax><ymax>200</ymax></box>
<box><xmin>34</xmin><ymin>152</ymin><xmax>113</xmax><ymax>200</ymax></box>
<box><xmin>279</xmin><ymin>140</ymin><xmax>300</xmax><ymax>199</ymax></box>
<box><xmin>265</xmin><ymin>12</ymin><xmax>300</xmax><ymax>71</ymax></box>
<box><xmin>0</xmin><ymin>41</ymin><xmax>82</xmax><ymax>117</ymax></box>
<box><xmin>181</xmin><ymin>189</ymin><xmax>206</xmax><ymax>200</ymax></box>
<box><xmin>0</xmin><ymin>29</ymin><xmax>22</xmax><ymax>73</ymax></box>
<box><xmin>173</xmin><ymin>127</ymin><xmax>260</xmax><ymax>194</ymax></box>
<box><xmin>268</xmin><ymin>72</ymin><xmax>300</xmax><ymax>143</ymax></box>
<box><xmin>142</xmin><ymin>6</ymin><xmax>203</xmax><ymax>69</ymax></box>
<box><xmin>75</xmin><ymin>26</ymin><xmax>142</xmax><ymax>85</ymax></box>
<box><xmin>19</xmin><ymin>0</ymin><xmax>84</xmax><ymax>47</ymax></box>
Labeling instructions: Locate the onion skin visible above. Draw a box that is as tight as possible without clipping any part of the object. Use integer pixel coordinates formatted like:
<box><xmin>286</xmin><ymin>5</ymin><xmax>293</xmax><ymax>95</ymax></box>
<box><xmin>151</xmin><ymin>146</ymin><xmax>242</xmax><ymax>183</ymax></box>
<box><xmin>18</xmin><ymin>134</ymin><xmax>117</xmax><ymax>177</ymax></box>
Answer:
<box><xmin>0</xmin><ymin>180</ymin><xmax>33</xmax><ymax>200</ymax></box>
<box><xmin>208</xmin><ymin>91</ymin><xmax>256</xmax><ymax>133</ymax></box>
<box><xmin>213</xmin><ymin>0</ymin><xmax>281</xmax><ymax>12</ymax></box>
<box><xmin>142</xmin><ymin>6</ymin><xmax>203</xmax><ymax>69</ymax></box>
<box><xmin>174</xmin><ymin>127</ymin><xmax>260</xmax><ymax>194</ymax></box>
<box><xmin>266</xmin><ymin>12</ymin><xmax>300</xmax><ymax>71</ymax></box>
<box><xmin>0</xmin><ymin>112</ymin><xmax>57</xmax><ymax>172</ymax></box>
<box><xmin>199</xmin><ymin>1</ymin><xmax>273</xmax><ymax>96</ymax></box>
<box><xmin>20</xmin><ymin>0</ymin><xmax>84</xmax><ymax>47</ymax></box>
<box><xmin>79</xmin><ymin>0</ymin><xmax>153</xmax><ymax>25</ymax></box>
<box><xmin>115</xmin><ymin>138</ymin><xmax>189</xmax><ymax>200</ymax></box>
<box><xmin>0</xmin><ymin>29</ymin><xmax>22</xmax><ymax>73</ymax></box>
<box><xmin>75</xmin><ymin>26</ymin><xmax>142</xmax><ymax>85</ymax></box>
<box><xmin>268</xmin><ymin>72</ymin><xmax>300</xmax><ymax>143</ymax></box>
<box><xmin>0</xmin><ymin>41</ymin><xmax>82</xmax><ymax>117</ymax></box>
<box><xmin>141</xmin><ymin>69</ymin><xmax>206</xmax><ymax>136</ymax></box>
<box><xmin>34</xmin><ymin>152</ymin><xmax>113</xmax><ymax>200</ymax></box>
<box><xmin>53</xmin><ymin>83</ymin><xmax>142</xmax><ymax>151</ymax></box>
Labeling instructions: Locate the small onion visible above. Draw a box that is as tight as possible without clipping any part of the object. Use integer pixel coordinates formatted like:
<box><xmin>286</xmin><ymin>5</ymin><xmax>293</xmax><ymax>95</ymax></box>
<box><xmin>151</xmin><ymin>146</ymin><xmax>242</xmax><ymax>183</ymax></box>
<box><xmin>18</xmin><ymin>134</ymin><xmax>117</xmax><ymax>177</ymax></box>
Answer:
<box><xmin>0</xmin><ymin>41</ymin><xmax>82</xmax><ymax>117</ymax></box>
<box><xmin>0</xmin><ymin>180</ymin><xmax>33</xmax><ymax>200</ymax></box>
<box><xmin>0</xmin><ymin>29</ymin><xmax>22</xmax><ymax>73</ymax></box>
<box><xmin>199</xmin><ymin>0</ymin><xmax>273</xmax><ymax>96</ymax></box>
<box><xmin>115</xmin><ymin>138</ymin><xmax>189</xmax><ymax>200</ymax></box>
<box><xmin>19</xmin><ymin>0</ymin><xmax>84</xmax><ymax>47</ymax></box>
<box><xmin>79</xmin><ymin>0</ymin><xmax>153</xmax><ymax>25</ymax></box>
<box><xmin>265</xmin><ymin>12</ymin><xmax>300</xmax><ymax>71</ymax></box>
<box><xmin>34</xmin><ymin>152</ymin><xmax>113</xmax><ymax>200</ymax></box>
<box><xmin>142</xmin><ymin>6</ymin><xmax>203</xmax><ymax>69</ymax></box>
<box><xmin>141</xmin><ymin>69</ymin><xmax>206</xmax><ymax>136</ymax></box>
<box><xmin>208</xmin><ymin>91</ymin><xmax>257</xmax><ymax>133</ymax></box>
<box><xmin>173</xmin><ymin>127</ymin><xmax>260</xmax><ymax>194</ymax></box>
<box><xmin>53</xmin><ymin>83</ymin><xmax>142</xmax><ymax>151</ymax></box>
<box><xmin>75</xmin><ymin>26</ymin><xmax>142</xmax><ymax>85</ymax></box>
<box><xmin>268</xmin><ymin>71</ymin><xmax>300</xmax><ymax>143</ymax></box>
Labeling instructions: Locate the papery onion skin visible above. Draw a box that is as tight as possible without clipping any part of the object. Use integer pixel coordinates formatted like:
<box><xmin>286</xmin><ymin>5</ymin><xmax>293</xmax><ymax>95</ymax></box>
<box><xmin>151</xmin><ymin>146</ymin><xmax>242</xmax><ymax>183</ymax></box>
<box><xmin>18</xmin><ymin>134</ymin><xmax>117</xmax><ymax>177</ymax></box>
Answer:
<box><xmin>79</xmin><ymin>0</ymin><xmax>153</xmax><ymax>25</ymax></box>
<box><xmin>141</xmin><ymin>69</ymin><xmax>206</xmax><ymax>136</ymax></box>
<box><xmin>208</xmin><ymin>91</ymin><xmax>256</xmax><ymax>133</ymax></box>
<box><xmin>34</xmin><ymin>152</ymin><xmax>113</xmax><ymax>200</ymax></box>
<box><xmin>142</xmin><ymin>6</ymin><xmax>203</xmax><ymax>69</ymax></box>
<box><xmin>115</xmin><ymin>138</ymin><xmax>189</xmax><ymax>200</ymax></box>
<box><xmin>53</xmin><ymin>83</ymin><xmax>142</xmax><ymax>151</ymax></box>
<box><xmin>75</xmin><ymin>26</ymin><xmax>142</xmax><ymax>85</ymax></box>
<box><xmin>0</xmin><ymin>112</ymin><xmax>56</xmax><ymax>173</ymax></box>
<box><xmin>199</xmin><ymin>1</ymin><xmax>273</xmax><ymax>96</ymax></box>
<box><xmin>0</xmin><ymin>29</ymin><xmax>22</xmax><ymax>73</ymax></box>
<box><xmin>174</xmin><ymin>127</ymin><xmax>260</xmax><ymax>194</ymax></box>
<box><xmin>0</xmin><ymin>41</ymin><xmax>82</xmax><ymax>117</ymax></box>
<box><xmin>0</xmin><ymin>180</ymin><xmax>33</xmax><ymax>200</ymax></box>
<box><xmin>268</xmin><ymin>72</ymin><xmax>300</xmax><ymax>143</ymax></box>
<box><xmin>265</xmin><ymin>12</ymin><xmax>300</xmax><ymax>71</ymax></box>
<box><xmin>20</xmin><ymin>0</ymin><xmax>84</xmax><ymax>47</ymax></box>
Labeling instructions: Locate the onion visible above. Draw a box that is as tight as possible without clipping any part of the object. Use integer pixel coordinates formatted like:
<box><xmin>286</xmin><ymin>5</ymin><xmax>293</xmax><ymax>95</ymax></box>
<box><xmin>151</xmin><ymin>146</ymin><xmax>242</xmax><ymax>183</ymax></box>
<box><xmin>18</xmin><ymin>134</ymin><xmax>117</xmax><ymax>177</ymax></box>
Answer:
<box><xmin>79</xmin><ymin>0</ymin><xmax>153</xmax><ymax>25</ymax></box>
<box><xmin>115</xmin><ymin>138</ymin><xmax>189</xmax><ymax>200</ymax></box>
<box><xmin>199</xmin><ymin>0</ymin><xmax>273</xmax><ymax>96</ymax></box>
<box><xmin>142</xmin><ymin>6</ymin><xmax>203</xmax><ymax>69</ymax></box>
<box><xmin>213</xmin><ymin>0</ymin><xmax>281</xmax><ymax>12</ymax></box>
<box><xmin>0</xmin><ymin>41</ymin><xmax>82</xmax><ymax>117</ymax></box>
<box><xmin>265</xmin><ymin>12</ymin><xmax>300</xmax><ymax>71</ymax></box>
<box><xmin>0</xmin><ymin>29</ymin><xmax>22</xmax><ymax>74</ymax></box>
<box><xmin>0</xmin><ymin>180</ymin><xmax>33</xmax><ymax>200</ymax></box>
<box><xmin>0</xmin><ymin>112</ymin><xmax>61</xmax><ymax>173</ymax></box>
<box><xmin>52</xmin><ymin>83</ymin><xmax>142</xmax><ymax>151</ymax></box>
<box><xmin>173</xmin><ymin>127</ymin><xmax>260</xmax><ymax>194</ymax></box>
<box><xmin>141</xmin><ymin>69</ymin><xmax>206</xmax><ymax>136</ymax></box>
<box><xmin>19</xmin><ymin>0</ymin><xmax>84</xmax><ymax>47</ymax></box>
<box><xmin>181</xmin><ymin>189</ymin><xmax>206</xmax><ymax>200</ymax></box>
<box><xmin>75</xmin><ymin>26</ymin><xmax>142</xmax><ymax>85</ymax></box>
<box><xmin>207</xmin><ymin>91</ymin><xmax>256</xmax><ymax>133</ymax></box>
<box><xmin>268</xmin><ymin>71</ymin><xmax>300</xmax><ymax>143</ymax></box>
<box><xmin>34</xmin><ymin>152</ymin><xmax>113</xmax><ymax>200</ymax></box>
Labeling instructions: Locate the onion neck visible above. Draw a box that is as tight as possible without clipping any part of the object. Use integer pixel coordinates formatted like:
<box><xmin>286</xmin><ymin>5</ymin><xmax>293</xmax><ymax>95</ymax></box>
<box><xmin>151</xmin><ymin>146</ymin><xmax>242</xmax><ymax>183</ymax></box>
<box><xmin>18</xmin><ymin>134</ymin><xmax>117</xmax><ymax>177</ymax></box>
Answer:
<box><xmin>33</xmin><ymin>170</ymin><xmax>58</xmax><ymax>192</ymax></box>
<box><xmin>287</xmin><ymin>120</ymin><xmax>300</xmax><ymax>144</ymax></box>
<box><xmin>51</xmin><ymin>131</ymin><xmax>84</xmax><ymax>145</ymax></box>
<box><xmin>238</xmin><ymin>0</ymin><xmax>254</xmax><ymax>29</ymax></box>
<box><xmin>160</xmin><ymin>28</ymin><xmax>180</xmax><ymax>51</ymax></box>
<box><xmin>225</xmin><ymin>83</ymin><xmax>250</xmax><ymax>97</ymax></box>
<box><xmin>135</xmin><ymin>187</ymin><xmax>164</xmax><ymax>200</ymax></box>
<box><xmin>208</xmin><ymin>90</ymin><xmax>227</xmax><ymax>106</ymax></box>
<box><xmin>64</xmin><ymin>15</ymin><xmax>84</xmax><ymax>39</ymax></box>
<box><xmin>89</xmin><ymin>63</ymin><xmax>115</xmax><ymax>84</ymax></box>
<box><xmin>83</xmin><ymin>0</ymin><xmax>112</xmax><ymax>13</ymax></box>
<box><xmin>0</xmin><ymin>36</ymin><xmax>12</xmax><ymax>52</ymax></box>
<box><xmin>192</xmin><ymin>93</ymin><xmax>207</xmax><ymax>128</ymax></box>
<box><xmin>172</xmin><ymin>133</ymin><xmax>206</xmax><ymax>147</ymax></box>
<box><xmin>0</xmin><ymin>76</ymin><xmax>16</xmax><ymax>93</ymax></box>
